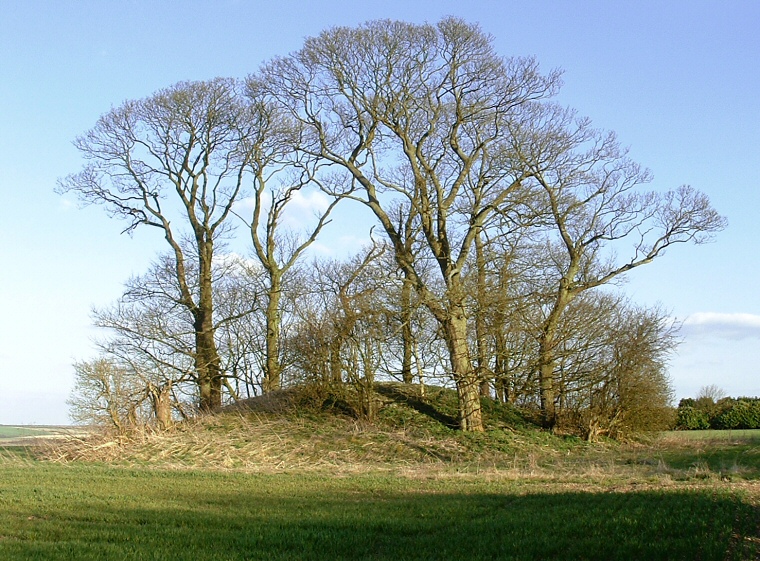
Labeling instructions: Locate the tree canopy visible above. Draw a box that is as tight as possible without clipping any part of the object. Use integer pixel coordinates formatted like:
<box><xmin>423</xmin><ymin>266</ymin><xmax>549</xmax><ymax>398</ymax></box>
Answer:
<box><xmin>62</xmin><ymin>18</ymin><xmax>726</xmax><ymax>435</ymax></box>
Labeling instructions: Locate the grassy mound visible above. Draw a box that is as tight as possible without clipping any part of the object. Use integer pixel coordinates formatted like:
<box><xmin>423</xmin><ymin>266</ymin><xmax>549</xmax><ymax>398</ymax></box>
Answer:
<box><xmin>41</xmin><ymin>383</ymin><xmax>593</xmax><ymax>471</ymax></box>
<box><xmin>33</xmin><ymin>383</ymin><xmax>760</xmax><ymax>481</ymax></box>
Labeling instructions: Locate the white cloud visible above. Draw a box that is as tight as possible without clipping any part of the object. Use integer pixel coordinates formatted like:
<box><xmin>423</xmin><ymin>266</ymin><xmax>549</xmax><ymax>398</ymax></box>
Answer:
<box><xmin>682</xmin><ymin>312</ymin><xmax>760</xmax><ymax>340</ymax></box>
<box><xmin>212</xmin><ymin>251</ymin><xmax>260</xmax><ymax>272</ymax></box>
<box><xmin>302</xmin><ymin>234</ymin><xmax>371</xmax><ymax>258</ymax></box>
<box><xmin>232</xmin><ymin>195</ymin><xmax>260</xmax><ymax>216</ymax></box>
<box><xmin>57</xmin><ymin>197</ymin><xmax>76</xmax><ymax>211</ymax></box>
<box><xmin>232</xmin><ymin>189</ymin><xmax>331</xmax><ymax>229</ymax></box>
<box><xmin>286</xmin><ymin>189</ymin><xmax>330</xmax><ymax>217</ymax></box>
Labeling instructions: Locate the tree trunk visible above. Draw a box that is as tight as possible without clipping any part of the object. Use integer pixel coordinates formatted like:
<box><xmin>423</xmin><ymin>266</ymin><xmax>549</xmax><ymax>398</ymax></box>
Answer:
<box><xmin>537</xmin><ymin>286</ymin><xmax>572</xmax><ymax>430</ymax></box>
<box><xmin>537</xmin><ymin>343</ymin><xmax>557</xmax><ymax>429</ymax></box>
<box><xmin>196</xmin><ymin>327</ymin><xmax>222</xmax><ymax>411</ymax></box>
<box><xmin>263</xmin><ymin>274</ymin><xmax>282</xmax><ymax>392</ymax></box>
<box><xmin>400</xmin><ymin>277</ymin><xmax>414</xmax><ymax>384</ymax></box>
<box><xmin>474</xmin><ymin>232</ymin><xmax>491</xmax><ymax>398</ymax></box>
<box><xmin>359</xmin><ymin>340</ymin><xmax>376</xmax><ymax>420</ymax></box>
<box><xmin>150</xmin><ymin>382</ymin><xmax>173</xmax><ymax>430</ymax></box>
<box><xmin>329</xmin><ymin>339</ymin><xmax>343</xmax><ymax>384</ymax></box>
<box><xmin>196</xmin><ymin>244</ymin><xmax>222</xmax><ymax>411</ymax></box>
<box><xmin>195</xmin><ymin>293</ymin><xmax>222</xmax><ymax>411</ymax></box>
<box><xmin>444</xmin><ymin>310</ymin><xmax>484</xmax><ymax>432</ymax></box>
<box><xmin>493</xmin><ymin>332</ymin><xmax>510</xmax><ymax>404</ymax></box>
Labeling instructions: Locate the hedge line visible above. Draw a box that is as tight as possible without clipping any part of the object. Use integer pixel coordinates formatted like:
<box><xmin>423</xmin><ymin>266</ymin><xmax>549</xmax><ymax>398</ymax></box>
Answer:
<box><xmin>675</xmin><ymin>397</ymin><xmax>760</xmax><ymax>430</ymax></box>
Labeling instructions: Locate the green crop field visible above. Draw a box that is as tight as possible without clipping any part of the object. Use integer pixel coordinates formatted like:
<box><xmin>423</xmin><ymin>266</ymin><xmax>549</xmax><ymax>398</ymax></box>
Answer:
<box><xmin>0</xmin><ymin>426</ymin><xmax>87</xmax><ymax>447</ymax></box>
<box><xmin>1</xmin><ymin>394</ymin><xmax>758</xmax><ymax>560</ymax></box>
<box><xmin>0</xmin><ymin>426</ymin><xmax>46</xmax><ymax>439</ymax></box>
<box><xmin>0</xmin><ymin>458</ymin><xmax>757</xmax><ymax>561</ymax></box>
<box><xmin>652</xmin><ymin>430</ymin><xmax>760</xmax><ymax>479</ymax></box>
<box><xmin>664</xmin><ymin>429</ymin><xmax>760</xmax><ymax>442</ymax></box>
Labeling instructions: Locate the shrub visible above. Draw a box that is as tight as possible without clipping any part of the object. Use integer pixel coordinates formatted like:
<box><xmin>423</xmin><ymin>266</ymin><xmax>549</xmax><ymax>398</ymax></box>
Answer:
<box><xmin>675</xmin><ymin>406</ymin><xmax>710</xmax><ymax>430</ymax></box>
<box><xmin>711</xmin><ymin>399</ymin><xmax>760</xmax><ymax>430</ymax></box>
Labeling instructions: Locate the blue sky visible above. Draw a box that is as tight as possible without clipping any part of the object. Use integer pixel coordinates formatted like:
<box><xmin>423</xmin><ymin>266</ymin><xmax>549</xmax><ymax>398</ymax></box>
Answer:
<box><xmin>1</xmin><ymin>0</ymin><xmax>758</xmax><ymax>424</ymax></box>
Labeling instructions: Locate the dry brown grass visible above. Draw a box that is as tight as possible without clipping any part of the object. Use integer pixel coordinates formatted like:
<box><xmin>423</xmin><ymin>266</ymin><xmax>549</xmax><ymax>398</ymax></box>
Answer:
<box><xmin>39</xmin><ymin>411</ymin><xmax>470</xmax><ymax>472</ymax></box>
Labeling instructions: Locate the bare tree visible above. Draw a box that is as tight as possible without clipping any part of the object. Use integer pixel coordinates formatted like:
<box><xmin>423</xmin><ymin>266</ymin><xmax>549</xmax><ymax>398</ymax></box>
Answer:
<box><xmin>287</xmin><ymin>246</ymin><xmax>391</xmax><ymax>415</ymax></box>
<box><xmin>697</xmin><ymin>384</ymin><xmax>726</xmax><ymax>403</ymax></box>
<box><xmin>213</xmin><ymin>256</ymin><xmax>267</xmax><ymax>399</ymax></box>
<box><xmin>67</xmin><ymin>357</ymin><xmax>146</xmax><ymax>433</ymax></box>
<box><xmin>571</xmin><ymin>301</ymin><xmax>678</xmax><ymax>440</ymax></box>
<box><xmin>508</xmin><ymin>102</ymin><xmax>727</xmax><ymax>428</ymax></box>
<box><xmin>240</xmin><ymin>79</ymin><xmax>343</xmax><ymax>392</ymax></box>
<box><xmin>59</xmin><ymin>78</ymin><xmax>259</xmax><ymax>410</ymax></box>
<box><xmin>260</xmin><ymin>18</ymin><xmax>559</xmax><ymax>431</ymax></box>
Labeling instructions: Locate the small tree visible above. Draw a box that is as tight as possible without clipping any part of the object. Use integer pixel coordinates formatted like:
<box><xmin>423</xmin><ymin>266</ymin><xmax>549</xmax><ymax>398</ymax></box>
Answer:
<box><xmin>288</xmin><ymin>246</ymin><xmax>391</xmax><ymax>419</ymax></box>
<box><xmin>68</xmin><ymin>358</ymin><xmax>145</xmax><ymax>433</ymax></box>
<box><xmin>588</xmin><ymin>304</ymin><xmax>677</xmax><ymax>439</ymax></box>
<box><xmin>697</xmin><ymin>384</ymin><xmax>727</xmax><ymax>403</ymax></box>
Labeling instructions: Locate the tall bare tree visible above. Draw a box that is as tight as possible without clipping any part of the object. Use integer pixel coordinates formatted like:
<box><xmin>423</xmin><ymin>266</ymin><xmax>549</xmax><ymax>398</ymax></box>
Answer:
<box><xmin>59</xmin><ymin>78</ymin><xmax>258</xmax><ymax>410</ymax></box>
<box><xmin>260</xmin><ymin>18</ymin><xmax>559</xmax><ymax>431</ymax></box>
<box><xmin>240</xmin><ymin>80</ymin><xmax>343</xmax><ymax>392</ymax></box>
<box><xmin>508</xmin><ymin>103</ymin><xmax>727</xmax><ymax>428</ymax></box>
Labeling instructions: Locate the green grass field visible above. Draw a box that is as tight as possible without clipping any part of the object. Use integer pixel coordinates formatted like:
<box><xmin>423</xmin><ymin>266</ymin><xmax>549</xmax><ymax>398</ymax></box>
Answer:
<box><xmin>0</xmin><ymin>458</ymin><xmax>757</xmax><ymax>561</ymax></box>
<box><xmin>0</xmin><ymin>394</ymin><xmax>758</xmax><ymax>560</ymax></box>
<box><xmin>0</xmin><ymin>426</ymin><xmax>49</xmax><ymax>439</ymax></box>
<box><xmin>652</xmin><ymin>430</ymin><xmax>760</xmax><ymax>479</ymax></box>
<box><xmin>664</xmin><ymin>429</ymin><xmax>760</xmax><ymax>441</ymax></box>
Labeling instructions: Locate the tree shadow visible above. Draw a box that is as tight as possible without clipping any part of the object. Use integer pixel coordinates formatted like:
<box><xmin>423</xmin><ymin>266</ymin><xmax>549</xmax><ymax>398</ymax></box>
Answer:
<box><xmin>374</xmin><ymin>384</ymin><xmax>459</xmax><ymax>429</ymax></box>
<box><xmin>2</xmin><ymin>482</ymin><xmax>756</xmax><ymax>560</ymax></box>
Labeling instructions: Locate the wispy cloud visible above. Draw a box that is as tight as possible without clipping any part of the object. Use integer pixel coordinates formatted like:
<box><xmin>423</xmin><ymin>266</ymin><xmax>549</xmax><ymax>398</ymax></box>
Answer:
<box><xmin>57</xmin><ymin>198</ymin><xmax>76</xmax><ymax>211</ymax></box>
<box><xmin>285</xmin><ymin>189</ymin><xmax>330</xmax><ymax>217</ymax></box>
<box><xmin>232</xmin><ymin>189</ymin><xmax>331</xmax><ymax>230</ymax></box>
<box><xmin>306</xmin><ymin>234</ymin><xmax>372</xmax><ymax>258</ymax></box>
<box><xmin>682</xmin><ymin>312</ymin><xmax>760</xmax><ymax>340</ymax></box>
<box><xmin>212</xmin><ymin>252</ymin><xmax>260</xmax><ymax>272</ymax></box>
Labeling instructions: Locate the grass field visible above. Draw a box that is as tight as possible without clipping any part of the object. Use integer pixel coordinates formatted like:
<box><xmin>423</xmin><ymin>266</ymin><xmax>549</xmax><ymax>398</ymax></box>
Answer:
<box><xmin>652</xmin><ymin>430</ymin><xmax>760</xmax><ymax>480</ymax></box>
<box><xmin>0</xmin><ymin>426</ymin><xmax>52</xmax><ymax>439</ymax></box>
<box><xmin>0</xmin><ymin>456</ymin><xmax>757</xmax><ymax>561</ymax></box>
<box><xmin>0</xmin><ymin>393</ymin><xmax>758</xmax><ymax>560</ymax></box>
<box><xmin>0</xmin><ymin>425</ymin><xmax>87</xmax><ymax>443</ymax></box>
<box><xmin>664</xmin><ymin>429</ymin><xmax>760</xmax><ymax>442</ymax></box>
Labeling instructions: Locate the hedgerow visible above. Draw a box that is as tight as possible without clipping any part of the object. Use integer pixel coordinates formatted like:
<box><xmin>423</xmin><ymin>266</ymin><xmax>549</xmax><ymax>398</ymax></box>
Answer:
<box><xmin>675</xmin><ymin>397</ymin><xmax>760</xmax><ymax>430</ymax></box>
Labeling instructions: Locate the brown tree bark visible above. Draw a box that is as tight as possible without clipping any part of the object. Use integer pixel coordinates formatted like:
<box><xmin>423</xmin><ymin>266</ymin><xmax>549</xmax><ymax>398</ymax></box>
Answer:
<box><xmin>400</xmin><ymin>277</ymin><xmax>414</xmax><ymax>385</ymax></box>
<box><xmin>263</xmin><ymin>274</ymin><xmax>283</xmax><ymax>393</ymax></box>
<box><xmin>150</xmin><ymin>382</ymin><xmax>173</xmax><ymax>430</ymax></box>
<box><xmin>443</xmin><ymin>304</ymin><xmax>484</xmax><ymax>432</ymax></box>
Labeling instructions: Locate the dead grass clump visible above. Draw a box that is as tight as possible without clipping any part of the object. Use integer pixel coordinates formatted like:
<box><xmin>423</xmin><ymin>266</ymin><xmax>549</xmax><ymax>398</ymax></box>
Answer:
<box><xmin>39</xmin><ymin>409</ymin><xmax>479</xmax><ymax>471</ymax></box>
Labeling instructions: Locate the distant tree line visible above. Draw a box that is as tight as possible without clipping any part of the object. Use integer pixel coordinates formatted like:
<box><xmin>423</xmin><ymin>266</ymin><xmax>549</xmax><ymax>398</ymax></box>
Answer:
<box><xmin>61</xmin><ymin>18</ymin><xmax>726</xmax><ymax>438</ymax></box>
<box><xmin>676</xmin><ymin>386</ymin><xmax>760</xmax><ymax>430</ymax></box>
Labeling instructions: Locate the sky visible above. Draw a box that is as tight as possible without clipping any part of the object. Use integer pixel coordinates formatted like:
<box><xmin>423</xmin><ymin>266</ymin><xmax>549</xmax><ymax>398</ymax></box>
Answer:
<box><xmin>1</xmin><ymin>0</ymin><xmax>758</xmax><ymax>424</ymax></box>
